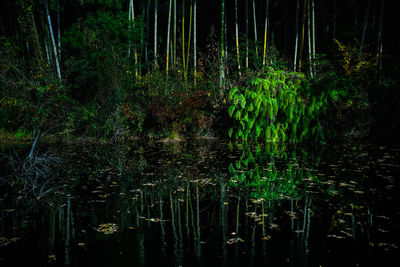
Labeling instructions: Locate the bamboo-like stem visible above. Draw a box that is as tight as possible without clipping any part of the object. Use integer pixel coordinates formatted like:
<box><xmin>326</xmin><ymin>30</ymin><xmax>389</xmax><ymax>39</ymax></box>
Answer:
<box><xmin>29</xmin><ymin>3</ymin><xmax>43</xmax><ymax>68</ymax></box>
<box><xmin>173</xmin><ymin>0</ymin><xmax>177</xmax><ymax>67</ymax></box>
<box><xmin>145</xmin><ymin>0</ymin><xmax>150</xmax><ymax>65</ymax></box>
<box><xmin>307</xmin><ymin>0</ymin><xmax>313</xmax><ymax>78</ymax></box>
<box><xmin>57</xmin><ymin>5</ymin><xmax>61</xmax><ymax>61</ymax></box>
<box><xmin>193</xmin><ymin>0</ymin><xmax>197</xmax><ymax>86</ymax></box>
<box><xmin>332</xmin><ymin>0</ymin><xmax>336</xmax><ymax>40</ymax></box>
<box><xmin>377</xmin><ymin>0</ymin><xmax>384</xmax><ymax>86</ymax></box>
<box><xmin>185</xmin><ymin>0</ymin><xmax>193</xmax><ymax>80</ymax></box>
<box><xmin>166</xmin><ymin>0</ymin><xmax>172</xmax><ymax>75</ymax></box>
<box><xmin>45</xmin><ymin>0</ymin><xmax>61</xmax><ymax>80</ymax></box>
<box><xmin>311</xmin><ymin>0</ymin><xmax>315</xmax><ymax>73</ymax></box>
<box><xmin>129</xmin><ymin>0</ymin><xmax>138</xmax><ymax>77</ymax></box>
<box><xmin>294</xmin><ymin>0</ymin><xmax>300</xmax><ymax>71</ymax></box>
<box><xmin>154</xmin><ymin>0</ymin><xmax>158</xmax><ymax>66</ymax></box>
<box><xmin>219</xmin><ymin>0</ymin><xmax>225</xmax><ymax>88</ymax></box>
<box><xmin>262</xmin><ymin>0</ymin><xmax>270</xmax><ymax>67</ymax></box>
<box><xmin>182</xmin><ymin>0</ymin><xmax>186</xmax><ymax>81</ymax></box>
<box><xmin>235</xmin><ymin>0</ymin><xmax>241</xmax><ymax>74</ymax></box>
<box><xmin>359</xmin><ymin>0</ymin><xmax>371</xmax><ymax>53</ymax></box>
<box><xmin>252</xmin><ymin>0</ymin><xmax>258</xmax><ymax>61</ymax></box>
<box><xmin>245</xmin><ymin>0</ymin><xmax>249</xmax><ymax>68</ymax></box>
<box><xmin>298</xmin><ymin>0</ymin><xmax>307</xmax><ymax>71</ymax></box>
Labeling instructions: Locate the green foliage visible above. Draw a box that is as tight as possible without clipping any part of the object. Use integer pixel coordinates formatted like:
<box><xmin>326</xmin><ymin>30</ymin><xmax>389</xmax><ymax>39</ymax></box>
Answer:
<box><xmin>228</xmin><ymin>67</ymin><xmax>325</xmax><ymax>144</ymax></box>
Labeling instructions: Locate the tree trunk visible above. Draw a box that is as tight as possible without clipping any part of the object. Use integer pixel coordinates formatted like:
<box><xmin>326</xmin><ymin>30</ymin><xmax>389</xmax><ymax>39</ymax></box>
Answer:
<box><xmin>194</xmin><ymin>0</ymin><xmax>197</xmax><ymax>86</ymax></box>
<box><xmin>294</xmin><ymin>0</ymin><xmax>300</xmax><ymax>71</ymax></box>
<box><xmin>166</xmin><ymin>0</ymin><xmax>172</xmax><ymax>75</ymax></box>
<box><xmin>219</xmin><ymin>0</ymin><xmax>225</xmax><ymax>88</ymax></box>
<box><xmin>154</xmin><ymin>0</ymin><xmax>158</xmax><ymax>66</ymax></box>
<box><xmin>173</xmin><ymin>0</ymin><xmax>177</xmax><ymax>67</ymax></box>
<box><xmin>129</xmin><ymin>0</ymin><xmax>138</xmax><ymax>77</ymax></box>
<box><xmin>182</xmin><ymin>0</ymin><xmax>186</xmax><ymax>79</ymax></box>
<box><xmin>377</xmin><ymin>0</ymin><xmax>384</xmax><ymax>86</ymax></box>
<box><xmin>245</xmin><ymin>0</ymin><xmax>249</xmax><ymax>68</ymax></box>
<box><xmin>145</xmin><ymin>0</ymin><xmax>150</xmax><ymax>66</ymax></box>
<box><xmin>307</xmin><ymin>0</ymin><xmax>313</xmax><ymax>77</ymax></box>
<box><xmin>185</xmin><ymin>0</ymin><xmax>193</xmax><ymax>80</ymax></box>
<box><xmin>298</xmin><ymin>0</ymin><xmax>307</xmax><ymax>71</ymax></box>
<box><xmin>235</xmin><ymin>0</ymin><xmax>241</xmax><ymax>74</ymax></box>
<box><xmin>252</xmin><ymin>0</ymin><xmax>258</xmax><ymax>61</ymax></box>
<box><xmin>360</xmin><ymin>0</ymin><xmax>371</xmax><ymax>53</ymax></box>
<box><xmin>311</xmin><ymin>0</ymin><xmax>315</xmax><ymax>73</ymax></box>
<box><xmin>57</xmin><ymin>3</ymin><xmax>61</xmax><ymax>62</ymax></box>
<box><xmin>45</xmin><ymin>0</ymin><xmax>61</xmax><ymax>80</ymax></box>
<box><xmin>262</xmin><ymin>0</ymin><xmax>270</xmax><ymax>67</ymax></box>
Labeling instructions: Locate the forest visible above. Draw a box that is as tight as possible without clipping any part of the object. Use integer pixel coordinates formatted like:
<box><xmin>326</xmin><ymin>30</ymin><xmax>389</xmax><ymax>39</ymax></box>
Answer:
<box><xmin>0</xmin><ymin>0</ymin><xmax>398</xmax><ymax>142</ymax></box>
<box><xmin>0</xmin><ymin>0</ymin><xmax>399</xmax><ymax>266</ymax></box>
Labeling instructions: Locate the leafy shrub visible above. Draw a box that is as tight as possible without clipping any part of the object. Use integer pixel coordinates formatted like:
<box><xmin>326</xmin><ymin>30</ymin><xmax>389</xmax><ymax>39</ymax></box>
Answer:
<box><xmin>228</xmin><ymin>67</ymin><xmax>325</xmax><ymax>144</ymax></box>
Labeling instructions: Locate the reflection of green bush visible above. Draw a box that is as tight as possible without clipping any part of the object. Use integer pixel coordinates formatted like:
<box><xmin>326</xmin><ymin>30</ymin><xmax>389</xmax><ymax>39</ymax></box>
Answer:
<box><xmin>229</xmin><ymin>144</ymin><xmax>320</xmax><ymax>200</ymax></box>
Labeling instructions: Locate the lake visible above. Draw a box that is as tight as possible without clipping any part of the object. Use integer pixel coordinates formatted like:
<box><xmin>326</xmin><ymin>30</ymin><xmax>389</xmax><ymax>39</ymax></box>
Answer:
<box><xmin>0</xmin><ymin>140</ymin><xmax>399</xmax><ymax>266</ymax></box>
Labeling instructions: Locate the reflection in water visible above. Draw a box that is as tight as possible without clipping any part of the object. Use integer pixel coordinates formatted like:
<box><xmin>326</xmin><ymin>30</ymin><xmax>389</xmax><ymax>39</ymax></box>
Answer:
<box><xmin>0</xmin><ymin>141</ymin><xmax>399</xmax><ymax>266</ymax></box>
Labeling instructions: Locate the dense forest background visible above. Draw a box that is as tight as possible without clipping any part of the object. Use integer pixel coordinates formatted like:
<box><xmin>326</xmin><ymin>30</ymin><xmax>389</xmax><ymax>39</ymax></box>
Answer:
<box><xmin>1</xmin><ymin>0</ymin><xmax>399</xmax><ymax>143</ymax></box>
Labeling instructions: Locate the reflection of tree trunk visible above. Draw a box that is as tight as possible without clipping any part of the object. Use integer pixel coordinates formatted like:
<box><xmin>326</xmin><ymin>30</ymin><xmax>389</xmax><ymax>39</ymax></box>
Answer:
<box><xmin>177</xmin><ymin>197</ymin><xmax>183</xmax><ymax>266</ymax></box>
<box><xmin>220</xmin><ymin>181</ymin><xmax>227</xmax><ymax>264</ymax></box>
<box><xmin>65</xmin><ymin>197</ymin><xmax>71</xmax><ymax>265</ymax></box>
<box><xmin>195</xmin><ymin>183</ymin><xmax>201</xmax><ymax>257</ymax></box>
<box><xmin>160</xmin><ymin>198</ymin><xmax>165</xmax><ymax>258</ymax></box>
<box><xmin>185</xmin><ymin>183</ymin><xmax>190</xmax><ymax>235</ymax></box>
<box><xmin>138</xmin><ymin>230</ymin><xmax>145</xmax><ymax>266</ymax></box>
<box><xmin>250</xmin><ymin>205</ymin><xmax>257</xmax><ymax>266</ymax></box>
<box><xmin>170</xmin><ymin>193</ymin><xmax>179</xmax><ymax>264</ymax></box>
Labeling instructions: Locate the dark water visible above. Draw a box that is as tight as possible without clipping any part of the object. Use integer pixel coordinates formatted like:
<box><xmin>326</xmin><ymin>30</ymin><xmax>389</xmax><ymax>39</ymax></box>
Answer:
<box><xmin>0</xmin><ymin>140</ymin><xmax>399</xmax><ymax>266</ymax></box>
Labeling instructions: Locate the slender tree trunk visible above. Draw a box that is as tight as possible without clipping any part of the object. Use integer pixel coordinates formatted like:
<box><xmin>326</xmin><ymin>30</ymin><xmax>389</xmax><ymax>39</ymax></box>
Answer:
<box><xmin>332</xmin><ymin>0</ymin><xmax>336</xmax><ymax>40</ymax></box>
<box><xmin>262</xmin><ymin>0</ymin><xmax>270</xmax><ymax>67</ymax></box>
<box><xmin>45</xmin><ymin>40</ymin><xmax>51</xmax><ymax>65</ymax></box>
<box><xmin>182</xmin><ymin>0</ymin><xmax>186</xmax><ymax>79</ymax></box>
<box><xmin>45</xmin><ymin>0</ymin><xmax>61</xmax><ymax>80</ymax></box>
<box><xmin>185</xmin><ymin>0</ymin><xmax>193</xmax><ymax>79</ymax></box>
<box><xmin>145</xmin><ymin>0</ymin><xmax>150</xmax><ymax>66</ymax></box>
<box><xmin>360</xmin><ymin>0</ymin><xmax>371</xmax><ymax>53</ymax></box>
<box><xmin>235</xmin><ymin>0</ymin><xmax>241</xmax><ymax>74</ymax></box>
<box><xmin>29</xmin><ymin>3</ymin><xmax>43</xmax><ymax>68</ymax></box>
<box><xmin>173</xmin><ymin>0</ymin><xmax>177</xmax><ymax>67</ymax></box>
<box><xmin>377</xmin><ymin>0</ymin><xmax>384</xmax><ymax>86</ymax></box>
<box><xmin>311</xmin><ymin>0</ymin><xmax>315</xmax><ymax>73</ymax></box>
<box><xmin>129</xmin><ymin>0</ymin><xmax>138</xmax><ymax>77</ymax></box>
<box><xmin>294</xmin><ymin>0</ymin><xmax>300</xmax><ymax>71</ymax></box>
<box><xmin>284</xmin><ymin>0</ymin><xmax>288</xmax><ymax>56</ymax></box>
<box><xmin>154</xmin><ymin>0</ymin><xmax>158</xmax><ymax>66</ymax></box>
<box><xmin>252</xmin><ymin>0</ymin><xmax>258</xmax><ymax>61</ymax></box>
<box><xmin>307</xmin><ymin>0</ymin><xmax>313</xmax><ymax>78</ymax></box>
<box><xmin>298</xmin><ymin>0</ymin><xmax>307</xmax><ymax>71</ymax></box>
<box><xmin>166</xmin><ymin>0</ymin><xmax>172</xmax><ymax>75</ymax></box>
<box><xmin>193</xmin><ymin>0</ymin><xmax>197</xmax><ymax>86</ymax></box>
<box><xmin>219</xmin><ymin>0</ymin><xmax>225</xmax><ymax>88</ymax></box>
<box><xmin>57</xmin><ymin>4</ymin><xmax>61</xmax><ymax>61</ymax></box>
<box><xmin>245</xmin><ymin>0</ymin><xmax>249</xmax><ymax>68</ymax></box>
